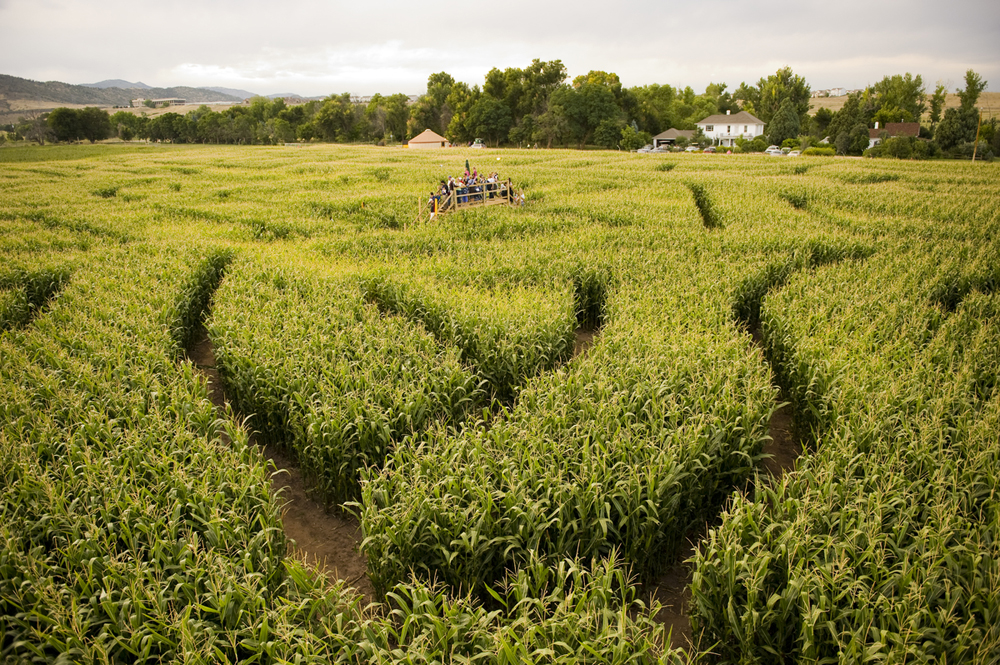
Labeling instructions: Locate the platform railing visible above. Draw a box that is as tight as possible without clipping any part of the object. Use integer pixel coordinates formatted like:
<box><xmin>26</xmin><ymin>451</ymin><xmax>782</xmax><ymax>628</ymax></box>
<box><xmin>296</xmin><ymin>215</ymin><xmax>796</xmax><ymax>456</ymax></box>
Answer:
<box><xmin>419</xmin><ymin>179</ymin><xmax>519</xmax><ymax>221</ymax></box>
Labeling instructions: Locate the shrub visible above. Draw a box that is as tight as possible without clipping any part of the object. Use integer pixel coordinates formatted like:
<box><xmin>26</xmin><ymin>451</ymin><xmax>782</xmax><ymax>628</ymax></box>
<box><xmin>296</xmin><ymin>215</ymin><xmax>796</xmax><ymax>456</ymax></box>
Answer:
<box><xmin>802</xmin><ymin>146</ymin><xmax>835</xmax><ymax>156</ymax></box>
<box><xmin>866</xmin><ymin>136</ymin><xmax>930</xmax><ymax>160</ymax></box>
<box><xmin>735</xmin><ymin>136</ymin><xmax>767</xmax><ymax>153</ymax></box>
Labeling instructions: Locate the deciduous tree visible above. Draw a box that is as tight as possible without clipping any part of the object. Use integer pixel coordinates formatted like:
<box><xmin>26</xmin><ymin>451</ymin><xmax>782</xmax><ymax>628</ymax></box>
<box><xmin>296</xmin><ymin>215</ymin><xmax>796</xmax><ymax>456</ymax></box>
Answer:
<box><xmin>468</xmin><ymin>95</ymin><xmax>512</xmax><ymax>146</ymax></box>
<box><xmin>929</xmin><ymin>83</ymin><xmax>947</xmax><ymax>127</ymax></box>
<box><xmin>871</xmin><ymin>73</ymin><xmax>925</xmax><ymax>123</ymax></box>
<box><xmin>810</xmin><ymin>107</ymin><xmax>834</xmax><ymax>137</ymax></box>
<box><xmin>740</xmin><ymin>67</ymin><xmax>811</xmax><ymax>126</ymax></box>
<box><xmin>24</xmin><ymin>112</ymin><xmax>53</xmax><ymax>145</ymax></box>
<box><xmin>409</xmin><ymin>72</ymin><xmax>455</xmax><ymax>137</ymax></box>
<box><xmin>315</xmin><ymin>93</ymin><xmax>356</xmax><ymax>142</ymax></box>
<box><xmin>935</xmin><ymin>107</ymin><xmax>978</xmax><ymax>150</ymax></box>
<box><xmin>958</xmin><ymin>69</ymin><xmax>986</xmax><ymax>111</ymax></box>
<box><xmin>79</xmin><ymin>107</ymin><xmax>111</xmax><ymax>143</ymax></box>
<box><xmin>47</xmin><ymin>107</ymin><xmax>82</xmax><ymax>142</ymax></box>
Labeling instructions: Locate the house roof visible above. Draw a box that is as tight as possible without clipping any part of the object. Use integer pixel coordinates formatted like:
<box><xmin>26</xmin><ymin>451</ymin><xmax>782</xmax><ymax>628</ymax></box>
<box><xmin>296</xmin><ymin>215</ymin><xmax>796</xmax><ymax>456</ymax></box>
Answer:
<box><xmin>653</xmin><ymin>128</ymin><xmax>696</xmax><ymax>140</ymax></box>
<box><xmin>869</xmin><ymin>122</ymin><xmax>920</xmax><ymax>139</ymax></box>
<box><xmin>696</xmin><ymin>111</ymin><xmax>764</xmax><ymax>126</ymax></box>
<box><xmin>409</xmin><ymin>128</ymin><xmax>448</xmax><ymax>144</ymax></box>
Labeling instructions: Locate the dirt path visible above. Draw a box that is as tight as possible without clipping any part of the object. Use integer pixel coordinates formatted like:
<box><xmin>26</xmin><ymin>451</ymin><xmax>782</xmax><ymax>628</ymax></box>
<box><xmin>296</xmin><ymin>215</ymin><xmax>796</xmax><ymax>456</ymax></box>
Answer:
<box><xmin>187</xmin><ymin>324</ymin><xmax>375</xmax><ymax>606</ymax></box>
<box><xmin>574</xmin><ymin>325</ymin><xmax>596</xmax><ymax>357</ymax></box>
<box><xmin>642</xmin><ymin>322</ymin><xmax>802</xmax><ymax>651</ymax></box>
<box><xmin>188</xmin><ymin>318</ymin><xmax>798</xmax><ymax>646</ymax></box>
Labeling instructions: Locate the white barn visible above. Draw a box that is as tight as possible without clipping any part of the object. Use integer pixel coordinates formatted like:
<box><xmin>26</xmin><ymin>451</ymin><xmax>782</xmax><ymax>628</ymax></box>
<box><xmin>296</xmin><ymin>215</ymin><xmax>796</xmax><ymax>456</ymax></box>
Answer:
<box><xmin>408</xmin><ymin>129</ymin><xmax>450</xmax><ymax>149</ymax></box>
<box><xmin>696</xmin><ymin>110</ymin><xmax>765</xmax><ymax>147</ymax></box>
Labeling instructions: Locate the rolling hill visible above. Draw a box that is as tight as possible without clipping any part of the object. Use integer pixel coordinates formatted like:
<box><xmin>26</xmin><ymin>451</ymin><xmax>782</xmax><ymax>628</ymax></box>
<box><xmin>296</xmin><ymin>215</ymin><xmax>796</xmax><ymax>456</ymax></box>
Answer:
<box><xmin>0</xmin><ymin>73</ymin><xmax>245</xmax><ymax>110</ymax></box>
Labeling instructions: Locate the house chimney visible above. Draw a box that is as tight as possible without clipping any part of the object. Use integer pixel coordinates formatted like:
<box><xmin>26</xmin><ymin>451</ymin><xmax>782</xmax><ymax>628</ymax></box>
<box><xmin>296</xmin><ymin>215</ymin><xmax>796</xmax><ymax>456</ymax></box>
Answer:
<box><xmin>726</xmin><ymin>110</ymin><xmax>731</xmax><ymax>115</ymax></box>
<box><xmin>875</xmin><ymin>121</ymin><xmax>879</xmax><ymax>129</ymax></box>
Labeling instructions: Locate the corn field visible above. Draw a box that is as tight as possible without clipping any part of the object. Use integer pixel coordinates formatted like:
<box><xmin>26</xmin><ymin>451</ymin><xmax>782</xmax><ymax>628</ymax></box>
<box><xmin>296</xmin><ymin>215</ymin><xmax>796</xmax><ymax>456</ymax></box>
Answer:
<box><xmin>1</xmin><ymin>142</ymin><xmax>998</xmax><ymax>663</ymax></box>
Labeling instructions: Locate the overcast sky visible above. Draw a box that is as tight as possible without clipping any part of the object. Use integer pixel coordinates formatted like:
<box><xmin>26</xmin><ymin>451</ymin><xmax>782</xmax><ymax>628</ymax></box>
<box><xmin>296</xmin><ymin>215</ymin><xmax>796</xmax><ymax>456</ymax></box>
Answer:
<box><xmin>2</xmin><ymin>0</ymin><xmax>997</xmax><ymax>98</ymax></box>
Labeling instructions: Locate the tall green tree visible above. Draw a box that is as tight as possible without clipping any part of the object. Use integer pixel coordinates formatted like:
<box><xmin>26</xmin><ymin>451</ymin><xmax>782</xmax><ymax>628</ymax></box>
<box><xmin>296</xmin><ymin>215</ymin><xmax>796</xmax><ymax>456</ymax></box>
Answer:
<box><xmin>703</xmin><ymin>82</ymin><xmax>736</xmax><ymax>115</ymax></box>
<box><xmin>78</xmin><ymin>107</ymin><xmax>111</xmax><ymax>143</ymax></box>
<box><xmin>147</xmin><ymin>112</ymin><xmax>186</xmax><ymax>142</ymax></box>
<box><xmin>468</xmin><ymin>95</ymin><xmax>512</xmax><ymax>146</ymax></box>
<box><xmin>768</xmin><ymin>98</ymin><xmax>801</xmax><ymax>146</ymax></box>
<box><xmin>195</xmin><ymin>110</ymin><xmax>225</xmax><ymax>143</ymax></box>
<box><xmin>532</xmin><ymin>96</ymin><xmax>570</xmax><ymax>148</ymax></box>
<box><xmin>315</xmin><ymin>93</ymin><xmax>356</xmax><ymax>142</ymax></box>
<box><xmin>958</xmin><ymin>69</ymin><xmax>987</xmax><ymax>111</ymax></box>
<box><xmin>409</xmin><ymin>72</ymin><xmax>455</xmax><ymax>137</ymax></box>
<box><xmin>24</xmin><ymin>112</ymin><xmax>53</xmax><ymax>145</ymax></box>
<box><xmin>109</xmin><ymin>111</ymin><xmax>145</xmax><ymax>141</ymax></box>
<box><xmin>444</xmin><ymin>82</ymin><xmax>480</xmax><ymax>143</ymax></box>
<box><xmin>519</xmin><ymin>59</ymin><xmax>568</xmax><ymax>117</ymax></box>
<box><xmin>364</xmin><ymin>93</ymin><xmax>409</xmax><ymax>142</ymax></box>
<box><xmin>929</xmin><ymin>83</ymin><xmax>947</xmax><ymax>127</ymax></box>
<box><xmin>936</xmin><ymin>70</ymin><xmax>988</xmax><ymax>151</ymax></box>
<box><xmin>47</xmin><ymin>108</ymin><xmax>82</xmax><ymax>142</ymax></box>
<box><xmin>630</xmin><ymin>83</ymin><xmax>677</xmax><ymax>135</ymax></box>
<box><xmin>737</xmin><ymin>67</ymin><xmax>811</xmax><ymax>126</ymax></box>
<box><xmin>871</xmin><ymin>73</ymin><xmax>926</xmax><ymax>122</ymax></box>
<box><xmin>935</xmin><ymin>107</ymin><xmax>979</xmax><ymax>150</ymax></box>
<box><xmin>827</xmin><ymin>92</ymin><xmax>871</xmax><ymax>155</ymax></box>
<box><xmin>810</xmin><ymin>107</ymin><xmax>834</xmax><ymax>137</ymax></box>
<box><xmin>558</xmin><ymin>74</ymin><xmax>622</xmax><ymax>147</ymax></box>
<box><xmin>475</xmin><ymin>59</ymin><xmax>568</xmax><ymax>144</ymax></box>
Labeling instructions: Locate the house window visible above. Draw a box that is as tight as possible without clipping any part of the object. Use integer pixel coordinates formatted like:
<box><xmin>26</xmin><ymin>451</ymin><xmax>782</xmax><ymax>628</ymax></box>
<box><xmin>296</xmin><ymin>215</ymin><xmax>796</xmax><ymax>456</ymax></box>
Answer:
<box><xmin>744</xmin><ymin>125</ymin><xmax>748</xmax><ymax>132</ymax></box>
<box><xmin>727</xmin><ymin>125</ymin><xmax>731</xmax><ymax>133</ymax></box>
<box><xmin>706</xmin><ymin>125</ymin><xmax>713</xmax><ymax>131</ymax></box>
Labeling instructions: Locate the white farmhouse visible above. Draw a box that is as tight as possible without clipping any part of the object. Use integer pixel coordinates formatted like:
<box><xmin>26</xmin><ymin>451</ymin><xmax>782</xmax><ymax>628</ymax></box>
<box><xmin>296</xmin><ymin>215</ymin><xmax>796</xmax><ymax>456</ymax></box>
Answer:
<box><xmin>695</xmin><ymin>110</ymin><xmax>765</xmax><ymax>147</ymax></box>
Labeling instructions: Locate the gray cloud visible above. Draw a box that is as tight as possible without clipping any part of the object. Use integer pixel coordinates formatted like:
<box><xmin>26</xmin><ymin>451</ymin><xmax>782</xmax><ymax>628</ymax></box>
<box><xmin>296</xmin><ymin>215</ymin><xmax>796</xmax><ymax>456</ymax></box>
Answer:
<box><xmin>1</xmin><ymin>0</ymin><xmax>996</xmax><ymax>96</ymax></box>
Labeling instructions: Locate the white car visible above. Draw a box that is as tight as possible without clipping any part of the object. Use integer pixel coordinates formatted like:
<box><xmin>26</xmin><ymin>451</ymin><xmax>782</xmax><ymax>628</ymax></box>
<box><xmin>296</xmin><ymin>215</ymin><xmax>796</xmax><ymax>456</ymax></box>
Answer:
<box><xmin>764</xmin><ymin>146</ymin><xmax>783</xmax><ymax>156</ymax></box>
<box><xmin>685</xmin><ymin>145</ymin><xmax>699</xmax><ymax>152</ymax></box>
<box><xmin>637</xmin><ymin>144</ymin><xmax>653</xmax><ymax>153</ymax></box>
<box><xmin>786</xmin><ymin>150</ymin><xmax>801</xmax><ymax>157</ymax></box>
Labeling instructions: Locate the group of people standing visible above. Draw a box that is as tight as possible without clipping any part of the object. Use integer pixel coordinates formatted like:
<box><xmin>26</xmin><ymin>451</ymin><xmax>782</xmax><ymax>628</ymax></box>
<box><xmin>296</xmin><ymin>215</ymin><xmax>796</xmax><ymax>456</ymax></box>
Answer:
<box><xmin>428</xmin><ymin>167</ymin><xmax>521</xmax><ymax>215</ymax></box>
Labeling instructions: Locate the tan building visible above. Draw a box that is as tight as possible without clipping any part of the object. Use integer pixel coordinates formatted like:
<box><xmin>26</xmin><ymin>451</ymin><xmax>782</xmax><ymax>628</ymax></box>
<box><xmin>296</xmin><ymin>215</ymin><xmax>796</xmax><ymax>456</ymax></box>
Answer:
<box><xmin>131</xmin><ymin>98</ymin><xmax>186</xmax><ymax>108</ymax></box>
<box><xmin>652</xmin><ymin>128</ymin><xmax>696</xmax><ymax>148</ymax></box>
<box><xmin>868</xmin><ymin>122</ymin><xmax>920</xmax><ymax>149</ymax></box>
<box><xmin>408</xmin><ymin>128</ymin><xmax>450</xmax><ymax>149</ymax></box>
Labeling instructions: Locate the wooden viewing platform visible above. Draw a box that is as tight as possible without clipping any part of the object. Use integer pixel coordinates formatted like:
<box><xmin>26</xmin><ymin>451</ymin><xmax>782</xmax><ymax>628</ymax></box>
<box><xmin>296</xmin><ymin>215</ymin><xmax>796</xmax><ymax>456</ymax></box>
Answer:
<box><xmin>418</xmin><ymin>179</ymin><xmax>523</xmax><ymax>222</ymax></box>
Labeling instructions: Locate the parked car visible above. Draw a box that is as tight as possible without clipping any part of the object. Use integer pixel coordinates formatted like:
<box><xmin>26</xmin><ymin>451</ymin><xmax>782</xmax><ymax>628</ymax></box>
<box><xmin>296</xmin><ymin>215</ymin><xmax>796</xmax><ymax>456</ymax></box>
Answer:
<box><xmin>786</xmin><ymin>150</ymin><xmax>801</xmax><ymax>157</ymax></box>
<box><xmin>637</xmin><ymin>144</ymin><xmax>653</xmax><ymax>153</ymax></box>
<box><xmin>704</xmin><ymin>146</ymin><xmax>717</xmax><ymax>153</ymax></box>
<box><xmin>685</xmin><ymin>145</ymin><xmax>699</xmax><ymax>152</ymax></box>
<box><xmin>764</xmin><ymin>145</ymin><xmax>783</xmax><ymax>156</ymax></box>
<box><xmin>471</xmin><ymin>138</ymin><xmax>485</xmax><ymax>149</ymax></box>
<box><xmin>650</xmin><ymin>146</ymin><xmax>669</xmax><ymax>153</ymax></box>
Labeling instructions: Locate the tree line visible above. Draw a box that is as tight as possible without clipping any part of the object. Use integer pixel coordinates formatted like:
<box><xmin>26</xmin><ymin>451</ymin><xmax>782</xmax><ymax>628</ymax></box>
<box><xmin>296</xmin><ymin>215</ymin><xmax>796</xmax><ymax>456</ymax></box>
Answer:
<box><xmin>2</xmin><ymin>62</ymin><xmax>994</xmax><ymax>159</ymax></box>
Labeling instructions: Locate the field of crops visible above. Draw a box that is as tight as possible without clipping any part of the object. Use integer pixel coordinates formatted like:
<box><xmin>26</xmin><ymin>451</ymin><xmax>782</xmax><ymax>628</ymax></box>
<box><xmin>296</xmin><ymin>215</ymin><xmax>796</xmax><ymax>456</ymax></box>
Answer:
<box><xmin>1</xmin><ymin>142</ymin><xmax>998</xmax><ymax>663</ymax></box>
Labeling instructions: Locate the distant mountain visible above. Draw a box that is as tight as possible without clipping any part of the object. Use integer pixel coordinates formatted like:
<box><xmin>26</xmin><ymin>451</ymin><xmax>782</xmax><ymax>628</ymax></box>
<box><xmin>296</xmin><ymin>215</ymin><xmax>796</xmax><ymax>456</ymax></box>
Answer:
<box><xmin>203</xmin><ymin>86</ymin><xmax>259</xmax><ymax>100</ymax></box>
<box><xmin>202</xmin><ymin>87</ymin><xmax>317</xmax><ymax>101</ymax></box>
<box><xmin>0</xmin><ymin>73</ymin><xmax>244</xmax><ymax>109</ymax></box>
<box><xmin>81</xmin><ymin>79</ymin><xmax>152</xmax><ymax>89</ymax></box>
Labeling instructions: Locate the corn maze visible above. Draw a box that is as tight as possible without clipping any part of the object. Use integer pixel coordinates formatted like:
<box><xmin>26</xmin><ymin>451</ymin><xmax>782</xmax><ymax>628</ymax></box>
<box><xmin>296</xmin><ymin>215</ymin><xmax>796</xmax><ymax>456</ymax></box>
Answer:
<box><xmin>1</xmin><ymin>143</ymin><xmax>998</xmax><ymax>663</ymax></box>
